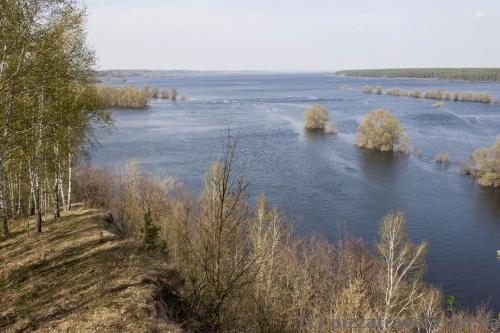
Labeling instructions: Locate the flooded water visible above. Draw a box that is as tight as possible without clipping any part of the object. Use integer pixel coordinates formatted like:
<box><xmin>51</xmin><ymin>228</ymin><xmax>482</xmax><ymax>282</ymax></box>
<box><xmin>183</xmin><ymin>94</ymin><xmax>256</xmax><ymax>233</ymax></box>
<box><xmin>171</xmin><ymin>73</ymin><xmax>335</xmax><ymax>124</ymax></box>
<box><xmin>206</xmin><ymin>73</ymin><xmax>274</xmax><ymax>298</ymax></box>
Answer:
<box><xmin>92</xmin><ymin>73</ymin><xmax>500</xmax><ymax>311</ymax></box>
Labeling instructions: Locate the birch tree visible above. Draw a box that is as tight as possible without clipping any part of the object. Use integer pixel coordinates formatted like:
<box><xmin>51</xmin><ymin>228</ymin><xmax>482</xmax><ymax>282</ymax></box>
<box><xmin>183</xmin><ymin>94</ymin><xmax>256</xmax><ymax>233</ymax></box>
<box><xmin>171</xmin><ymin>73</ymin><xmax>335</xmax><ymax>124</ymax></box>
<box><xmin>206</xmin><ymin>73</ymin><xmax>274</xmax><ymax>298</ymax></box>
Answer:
<box><xmin>377</xmin><ymin>213</ymin><xmax>428</xmax><ymax>330</ymax></box>
<box><xmin>0</xmin><ymin>0</ymin><xmax>110</xmax><ymax>236</ymax></box>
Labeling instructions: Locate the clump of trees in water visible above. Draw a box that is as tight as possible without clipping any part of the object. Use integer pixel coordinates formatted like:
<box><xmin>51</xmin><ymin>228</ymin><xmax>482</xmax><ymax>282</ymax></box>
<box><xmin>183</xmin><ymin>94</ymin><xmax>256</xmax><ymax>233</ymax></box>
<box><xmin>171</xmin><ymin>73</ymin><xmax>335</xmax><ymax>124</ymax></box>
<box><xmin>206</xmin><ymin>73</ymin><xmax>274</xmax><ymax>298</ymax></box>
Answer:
<box><xmin>435</xmin><ymin>153</ymin><xmax>451</xmax><ymax>166</ymax></box>
<box><xmin>97</xmin><ymin>86</ymin><xmax>149</xmax><ymax>108</ymax></box>
<box><xmin>73</xmin><ymin>135</ymin><xmax>495</xmax><ymax>332</ymax></box>
<box><xmin>303</xmin><ymin>104</ymin><xmax>337</xmax><ymax>134</ymax></box>
<box><xmin>386</xmin><ymin>87</ymin><xmax>400</xmax><ymax>96</ymax></box>
<box><xmin>364</xmin><ymin>86</ymin><xmax>492</xmax><ymax>103</ymax></box>
<box><xmin>357</xmin><ymin>109</ymin><xmax>409</xmax><ymax>152</ymax></box>
<box><xmin>424</xmin><ymin>90</ymin><xmax>491</xmax><ymax>103</ymax></box>
<box><xmin>0</xmin><ymin>0</ymin><xmax>111</xmax><ymax>237</ymax></box>
<box><xmin>362</xmin><ymin>85</ymin><xmax>373</xmax><ymax>93</ymax></box>
<box><xmin>463</xmin><ymin>136</ymin><xmax>500</xmax><ymax>187</ymax></box>
<box><xmin>97</xmin><ymin>85</ymin><xmax>181</xmax><ymax>109</ymax></box>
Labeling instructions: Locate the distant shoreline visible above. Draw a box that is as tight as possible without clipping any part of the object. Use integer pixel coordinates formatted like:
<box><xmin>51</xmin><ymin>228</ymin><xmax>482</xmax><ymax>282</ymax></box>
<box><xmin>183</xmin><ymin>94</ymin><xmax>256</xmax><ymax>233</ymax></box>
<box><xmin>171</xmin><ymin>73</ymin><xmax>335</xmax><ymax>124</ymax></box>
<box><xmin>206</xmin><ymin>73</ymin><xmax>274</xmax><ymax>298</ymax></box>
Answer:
<box><xmin>335</xmin><ymin>68</ymin><xmax>500</xmax><ymax>83</ymax></box>
<box><xmin>333</xmin><ymin>74</ymin><xmax>500</xmax><ymax>84</ymax></box>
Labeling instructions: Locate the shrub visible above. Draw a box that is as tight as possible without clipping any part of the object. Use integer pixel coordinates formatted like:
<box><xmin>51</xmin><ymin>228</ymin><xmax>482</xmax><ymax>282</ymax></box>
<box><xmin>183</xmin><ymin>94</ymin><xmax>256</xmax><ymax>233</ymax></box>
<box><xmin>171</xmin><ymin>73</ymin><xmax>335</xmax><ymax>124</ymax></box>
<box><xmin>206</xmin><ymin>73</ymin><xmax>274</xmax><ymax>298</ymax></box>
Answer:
<box><xmin>304</xmin><ymin>104</ymin><xmax>329</xmax><ymax>130</ymax></box>
<box><xmin>356</xmin><ymin>109</ymin><xmax>409</xmax><ymax>152</ymax></box>
<box><xmin>386</xmin><ymin>87</ymin><xmax>400</xmax><ymax>96</ymax></box>
<box><xmin>159</xmin><ymin>89</ymin><xmax>170</xmax><ymax>99</ymax></box>
<box><xmin>375</xmin><ymin>86</ymin><xmax>383</xmax><ymax>94</ymax></box>
<box><xmin>96</xmin><ymin>85</ymin><xmax>150</xmax><ymax>109</ymax></box>
<box><xmin>425</xmin><ymin>90</ymin><xmax>443</xmax><ymax>99</ymax></box>
<box><xmin>403</xmin><ymin>89</ymin><xmax>421</xmax><ymax>98</ymax></box>
<box><xmin>362</xmin><ymin>85</ymin><xmax>373</xmax><ymax>93</ymax></box>
<box><xmin>324</xmin><ymin>126</ymin><xmax>338</xmax><ymax>134</ymax></box>
<box><xmin>73</xmin><ymin>165</ymin><xmax>115</xmax><ymax>209</ymax></box>
<box><xmin>468</xmin><ymin>136</ymin><xmax>500</xmax><ymax>187</ymax></box>
<box><xmin>435</xmin><ymin>153</ymin><xmax>451</xmax><ymax>165</ymax></box>
<box><xmin>339</xmin><ymin>84</ymin><xmax>349</xmax><ymax>91</ymax></box>
<box><xmin>432</xmin><ymin>101</ymin><xmax>444</xmax><ymax>108</ymax></box>
<box><xmin>170</xmin><ymin>86</ymin><xmax>178</xmax><ymax>100</ymax></box>
<box><xmin>425</xmin><ymin>90</ymin><xmax>491</xmax><ymax>103</ymax></box>
<box><xmin>110</xmin><ymin>162</ymin><xmax>172</xmax><ymax>245</ymax></box>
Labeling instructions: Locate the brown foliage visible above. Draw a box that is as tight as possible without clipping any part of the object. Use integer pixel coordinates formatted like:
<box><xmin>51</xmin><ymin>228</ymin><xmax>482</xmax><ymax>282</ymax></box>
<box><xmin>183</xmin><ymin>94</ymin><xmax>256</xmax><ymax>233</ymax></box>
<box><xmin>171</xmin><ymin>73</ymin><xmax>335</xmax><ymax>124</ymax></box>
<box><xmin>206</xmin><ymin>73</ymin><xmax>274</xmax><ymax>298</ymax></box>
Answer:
<box><xmin>468</xmin><ymin>136</ymin><xmax>500</xmax><ymax>187</ymax></box>
<box><xmin>73</xmin><ymin>165</ymin><xmax>115</xmax><ymax>209</ymax></box>
<box><xmin>304</xmin><ymin>104</ymin><xmax>329</xmax><ymax>130</ymax></box>
<box><xmin>356</xmin><ymin>109</ymin><xmax>409</xmax><ymax>152</ymax></box>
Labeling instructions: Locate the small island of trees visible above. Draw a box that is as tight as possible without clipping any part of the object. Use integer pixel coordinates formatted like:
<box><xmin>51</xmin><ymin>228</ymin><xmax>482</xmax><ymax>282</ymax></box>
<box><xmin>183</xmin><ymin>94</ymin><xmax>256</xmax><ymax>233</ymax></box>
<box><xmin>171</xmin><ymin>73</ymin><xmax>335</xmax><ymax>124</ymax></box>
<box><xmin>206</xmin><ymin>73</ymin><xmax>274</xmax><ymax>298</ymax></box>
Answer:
<box><xmin>96</xmin><ymin>85</ymin><xmax>182</xmax><ymax>109</ymax></box>
<box><xmin>363</xmin><ymin>86</ymin><xmax>493</xmax><ymax>104</ymax></box>
<box><xmin>356</xmin><ymin>109</ymin><xmax>409</xmax><ymax>152</ymax></box>
<box><xmin>304</xmin><ymin>105</ymin><xmax>337</xmax><ymax>134</ymax></box>
<box><xmin>465</xmin><ymin>136</ymin><xmax>500</xmax><ymax>187</ymax></box>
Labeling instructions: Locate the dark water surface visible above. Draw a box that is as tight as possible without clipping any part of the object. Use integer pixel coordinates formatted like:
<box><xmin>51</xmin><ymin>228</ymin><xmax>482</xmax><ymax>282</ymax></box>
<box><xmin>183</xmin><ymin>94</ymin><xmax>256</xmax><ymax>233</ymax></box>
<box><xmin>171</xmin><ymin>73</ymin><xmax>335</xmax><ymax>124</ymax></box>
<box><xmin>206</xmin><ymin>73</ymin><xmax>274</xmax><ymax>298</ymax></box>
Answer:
<box><xmin>93</xmin><ymin>73</ymin><xmax>500</xmax><ymax>310</ymax></box>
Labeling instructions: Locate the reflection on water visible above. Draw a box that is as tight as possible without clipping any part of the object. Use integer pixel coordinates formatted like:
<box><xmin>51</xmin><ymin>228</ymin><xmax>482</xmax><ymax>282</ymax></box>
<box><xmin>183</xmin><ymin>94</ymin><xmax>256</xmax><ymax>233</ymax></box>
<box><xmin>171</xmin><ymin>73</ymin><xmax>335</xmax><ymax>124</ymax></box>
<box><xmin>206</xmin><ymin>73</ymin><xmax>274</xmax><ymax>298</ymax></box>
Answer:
<box><xmin>93</xmin><ymin>73</ymin><xmax>500</xmax><ymax>310</ymax></box>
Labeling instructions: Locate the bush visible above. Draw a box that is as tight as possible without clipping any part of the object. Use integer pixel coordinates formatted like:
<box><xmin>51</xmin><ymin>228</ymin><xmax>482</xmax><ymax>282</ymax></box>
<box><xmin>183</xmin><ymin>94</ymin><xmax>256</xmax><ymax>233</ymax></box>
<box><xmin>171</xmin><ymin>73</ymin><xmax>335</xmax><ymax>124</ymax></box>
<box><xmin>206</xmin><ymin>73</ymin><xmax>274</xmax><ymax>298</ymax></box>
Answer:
<box><xmin>111</xmin><ymin>162</ymin><xmax>172</xmax><ymax>242</ymax></box>
<box><xmin>73</xmin><ymin>165</ymin><xmax>115</xmax><ymax>209</ymax></box>
<box><xmin>425</xmin><ymin>90</ymin><xmax>491</xmax><ymax>103</ymax></box>
<box><xmin>425</xmin><ymin>90</ymin><xmax>443</xmax><ymax>99</ymax></box>
<box><xmin>433</xmin><ymin>102</ymin><xmax>445</xmax><ymax>108</ymax></box>
<box><xmin>356</xmin><ymin>109</ymin><xmax>409</xmax><ymax>152</ymax></box>
<box><xmin>385</xmin><ymin>87</ymin><xmax>399</xmax><ymax>96</ymax></box>
<box><xmin>468</xmin><ymin>136</ymin><xmax>500</xmax><ymax>187</ymax></box>
<box><xmin>362</xmin><ymin>85</ymin><xmax>373</xmax><ymax>93</ymax></box>
<box><xmin>304</xmin><ymin>104</ymin><xmax>329</xmax><ymax>130</ymax></box>
<box><xmin>435</xmin><ymin>153</ymin><xmax>451</xmax><ymax>165</ymax></box>
<box><xmin>401</xmin><ymin>89</ymin><xmax>421</xmax><ymax>98</ymax></box>
<box><xmin>170</xmin><ymin>86</ymin><xmax>178</xmax><ymax>100</ymax></box>
<box><xmin>96</xmin><ymin>85</ymin><xmax>150</xmax><ymax>109</ymax></box>
<box><xmin>376</xmin><ymin>86</ymin><xmax>383</xmax><ymax>94</ymax></box>
<box><xmin>324</xmin><ymin>126</ymin><xmax>338</xmax><ymax>134</ymax></box>
<box><xmin>339</xmin><ymin>84</ymin><xmax>349</xmax><ymax>91</ymax></box>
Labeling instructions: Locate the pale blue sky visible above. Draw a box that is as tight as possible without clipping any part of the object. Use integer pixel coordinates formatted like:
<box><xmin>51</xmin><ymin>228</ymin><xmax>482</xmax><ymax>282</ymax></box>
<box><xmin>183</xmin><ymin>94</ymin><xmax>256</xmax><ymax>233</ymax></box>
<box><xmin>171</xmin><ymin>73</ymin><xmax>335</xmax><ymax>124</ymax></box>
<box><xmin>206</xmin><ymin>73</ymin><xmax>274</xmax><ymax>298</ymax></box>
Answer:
<box><xmin>85</xmin><ymin>0</ymin><xmax>500</xmax><ymax>71</ymax></box>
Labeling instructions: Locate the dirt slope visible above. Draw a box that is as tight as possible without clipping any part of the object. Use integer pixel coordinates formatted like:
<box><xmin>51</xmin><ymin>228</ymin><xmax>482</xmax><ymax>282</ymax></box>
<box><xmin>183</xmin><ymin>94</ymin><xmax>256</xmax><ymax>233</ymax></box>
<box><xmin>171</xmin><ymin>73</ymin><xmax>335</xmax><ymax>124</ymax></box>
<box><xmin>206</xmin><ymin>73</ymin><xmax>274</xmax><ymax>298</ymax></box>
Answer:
<box><xmin>0</xmin><ymin>209</ymin><xmax>184</xmax><ymax>332</ymax></box>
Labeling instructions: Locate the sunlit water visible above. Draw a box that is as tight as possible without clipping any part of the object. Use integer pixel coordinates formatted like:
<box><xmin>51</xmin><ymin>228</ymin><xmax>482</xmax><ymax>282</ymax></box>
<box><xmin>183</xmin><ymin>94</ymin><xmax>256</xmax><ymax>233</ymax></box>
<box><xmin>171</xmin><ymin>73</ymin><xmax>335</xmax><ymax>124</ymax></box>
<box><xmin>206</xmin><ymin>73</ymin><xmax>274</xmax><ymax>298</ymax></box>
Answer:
<box><xmin>92</xmin><ymin>73</ymin><xmax>500</xmax><ymax>311</ymax></box>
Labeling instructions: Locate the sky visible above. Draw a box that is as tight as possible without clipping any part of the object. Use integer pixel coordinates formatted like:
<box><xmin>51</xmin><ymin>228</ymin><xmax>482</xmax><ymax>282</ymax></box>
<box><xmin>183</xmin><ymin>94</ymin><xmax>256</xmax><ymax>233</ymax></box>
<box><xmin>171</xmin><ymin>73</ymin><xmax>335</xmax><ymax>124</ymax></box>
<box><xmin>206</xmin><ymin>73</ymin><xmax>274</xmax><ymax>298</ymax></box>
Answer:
<box><xmin>85</xmin><ymin>0</ymin><xmax>500</xmax><ymax>71</ymax></box>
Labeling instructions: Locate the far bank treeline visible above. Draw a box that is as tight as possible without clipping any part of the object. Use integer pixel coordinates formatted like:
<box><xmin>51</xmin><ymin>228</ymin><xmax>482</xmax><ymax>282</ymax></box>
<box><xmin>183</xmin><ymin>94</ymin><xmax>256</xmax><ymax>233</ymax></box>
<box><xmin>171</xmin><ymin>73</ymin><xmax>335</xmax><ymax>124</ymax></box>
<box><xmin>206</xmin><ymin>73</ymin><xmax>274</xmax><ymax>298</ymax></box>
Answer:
<box><xmin>336</xmin><ymin>68</ymin><xmax>500</xmax><ymax>82</ymax></box>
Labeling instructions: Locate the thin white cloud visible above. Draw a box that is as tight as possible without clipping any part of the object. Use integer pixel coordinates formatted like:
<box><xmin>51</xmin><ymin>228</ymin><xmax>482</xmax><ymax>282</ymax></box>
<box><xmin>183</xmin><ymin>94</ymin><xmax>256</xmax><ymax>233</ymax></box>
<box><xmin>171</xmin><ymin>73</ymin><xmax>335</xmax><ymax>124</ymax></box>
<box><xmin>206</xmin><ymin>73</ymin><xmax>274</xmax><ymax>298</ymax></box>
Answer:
<box><xmin>475</xmin><ymin>11</ymin><xmax>485</xmax><ymax>19</ymax></box>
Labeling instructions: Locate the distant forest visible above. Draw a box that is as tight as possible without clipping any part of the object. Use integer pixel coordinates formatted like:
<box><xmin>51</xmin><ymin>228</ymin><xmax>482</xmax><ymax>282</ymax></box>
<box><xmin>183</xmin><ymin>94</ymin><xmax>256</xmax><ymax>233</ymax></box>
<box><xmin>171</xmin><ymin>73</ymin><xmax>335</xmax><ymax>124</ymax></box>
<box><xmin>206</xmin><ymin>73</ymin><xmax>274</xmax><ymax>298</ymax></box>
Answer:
<box><xmin>336</xmin><ymin>68</ymin><xmax>500</xmax><ymax>82</ymax></box>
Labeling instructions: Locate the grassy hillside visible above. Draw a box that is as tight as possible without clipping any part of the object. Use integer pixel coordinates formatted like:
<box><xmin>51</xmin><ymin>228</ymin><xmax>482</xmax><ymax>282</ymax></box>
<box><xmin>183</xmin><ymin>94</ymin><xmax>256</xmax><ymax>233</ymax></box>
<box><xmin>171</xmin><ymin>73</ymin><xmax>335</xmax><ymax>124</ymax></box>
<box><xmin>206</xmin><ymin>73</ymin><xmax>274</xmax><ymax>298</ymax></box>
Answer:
<box><xmin>0</xmin><ymin>209</ymin><xmax>184</xmax><ymax>332</ymax></box>
<box><xmin>336</xmin><ymin>68</ymin><xmax>500</xmax><ymax>82</ymax></box>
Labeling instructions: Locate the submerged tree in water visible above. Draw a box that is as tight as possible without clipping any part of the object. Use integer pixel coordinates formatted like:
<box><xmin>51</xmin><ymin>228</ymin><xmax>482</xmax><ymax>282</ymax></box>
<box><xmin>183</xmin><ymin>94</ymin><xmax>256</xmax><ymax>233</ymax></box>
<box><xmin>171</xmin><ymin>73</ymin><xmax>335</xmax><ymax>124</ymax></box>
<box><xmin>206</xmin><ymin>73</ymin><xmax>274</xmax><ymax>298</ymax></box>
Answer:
<box><xmin>468</xmin><ymin>135</ymin><xmax>500</xmax><ymax>188</ymax></box>
<box><xmin>356</xmin><ymin>109</ymin><xmax>409</xmax><ymax>152</ymax></box>
<box><xmin>304</xmin><ymin>104</ymin><xmax>329</xmax><ymax>130</ymax></box>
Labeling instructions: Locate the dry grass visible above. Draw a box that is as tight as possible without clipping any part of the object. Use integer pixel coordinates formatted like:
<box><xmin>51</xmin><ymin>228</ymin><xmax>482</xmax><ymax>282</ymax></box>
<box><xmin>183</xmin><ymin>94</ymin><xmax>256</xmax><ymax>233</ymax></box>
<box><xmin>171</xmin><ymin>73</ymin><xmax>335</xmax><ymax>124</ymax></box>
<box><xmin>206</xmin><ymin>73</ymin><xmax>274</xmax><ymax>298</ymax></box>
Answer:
<box><xmin>0</xmin><ymin>209</ymin><xmax>183</xmax><ymax>332</ymax></box>
<box><xmin>433</xmin><ymin>102</ymin><xmax>445</xmax><ymax>108</ymax></box>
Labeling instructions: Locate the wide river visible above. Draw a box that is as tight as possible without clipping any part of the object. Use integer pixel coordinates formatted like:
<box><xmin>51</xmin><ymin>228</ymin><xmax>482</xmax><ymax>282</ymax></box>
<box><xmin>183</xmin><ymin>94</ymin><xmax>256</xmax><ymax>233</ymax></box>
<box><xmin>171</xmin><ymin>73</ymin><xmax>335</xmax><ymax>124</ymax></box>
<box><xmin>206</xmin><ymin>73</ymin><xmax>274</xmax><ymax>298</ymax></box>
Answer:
<box><xmin>93</xmin><ymin>73</ymin><xmax>500</xmax><ymax>311</ymax></box>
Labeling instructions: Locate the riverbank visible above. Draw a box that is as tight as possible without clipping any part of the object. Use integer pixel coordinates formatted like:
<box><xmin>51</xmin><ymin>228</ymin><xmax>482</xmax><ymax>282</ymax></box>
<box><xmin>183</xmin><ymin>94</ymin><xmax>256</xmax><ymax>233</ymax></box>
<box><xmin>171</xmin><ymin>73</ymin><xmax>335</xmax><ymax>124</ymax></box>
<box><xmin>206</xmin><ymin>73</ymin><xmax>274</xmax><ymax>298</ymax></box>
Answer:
<box><xmin>0</xmin><ymin>209</ymin><xmax>183</xmax><ymax>332</ymax></box>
